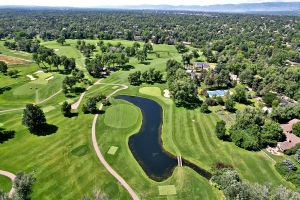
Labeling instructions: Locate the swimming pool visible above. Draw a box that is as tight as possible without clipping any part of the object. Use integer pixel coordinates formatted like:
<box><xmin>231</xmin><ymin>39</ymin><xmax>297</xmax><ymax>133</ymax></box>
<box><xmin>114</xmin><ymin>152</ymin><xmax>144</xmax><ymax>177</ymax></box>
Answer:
<box><xmin>207</xmin><ymin>90</ymin><xmax>228</xmax><ymax>97</ymax></box>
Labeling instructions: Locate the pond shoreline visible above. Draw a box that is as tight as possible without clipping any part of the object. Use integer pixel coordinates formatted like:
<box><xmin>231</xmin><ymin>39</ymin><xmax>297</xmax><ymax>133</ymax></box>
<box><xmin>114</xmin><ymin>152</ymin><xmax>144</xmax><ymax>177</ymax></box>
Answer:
<box><xmin>116</xmin><ymin>95</ymin><xmax>212</xmax><ymax>182</ymax></box>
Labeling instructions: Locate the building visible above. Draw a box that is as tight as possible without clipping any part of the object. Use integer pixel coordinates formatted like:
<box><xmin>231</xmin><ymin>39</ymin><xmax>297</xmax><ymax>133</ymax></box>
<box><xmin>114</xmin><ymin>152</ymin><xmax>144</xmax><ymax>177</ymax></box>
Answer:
<box><xmin>277</xmin><ymin>119</ymin><xmax>300</xmax><ymax>151</ymax></box>
<box><xmin>194</xmin><ymin>62</ymin><xmax>210</xmax><ymax>70</ymax></box>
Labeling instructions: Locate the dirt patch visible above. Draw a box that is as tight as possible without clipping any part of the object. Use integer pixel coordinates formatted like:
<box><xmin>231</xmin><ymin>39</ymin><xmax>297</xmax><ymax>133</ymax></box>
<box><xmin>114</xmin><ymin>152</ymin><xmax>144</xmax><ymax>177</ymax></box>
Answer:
<box><xmin>0</xmin><ymin>55</ymin><xmax>30</xmax><ymax>65</ymax></box>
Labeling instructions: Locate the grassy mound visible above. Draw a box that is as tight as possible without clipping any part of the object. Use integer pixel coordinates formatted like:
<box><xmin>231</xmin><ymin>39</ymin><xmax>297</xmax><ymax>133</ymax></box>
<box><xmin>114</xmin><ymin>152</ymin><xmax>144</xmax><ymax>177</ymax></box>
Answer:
<box><xmin>104</xmin><ymin>104</ymin><xmax>139</xmax><ymax>129</ymax></box>
<box><xmin>139</xmin><ymin>87</ymin><xmax>161</xmax><ymax>97</ymax></box>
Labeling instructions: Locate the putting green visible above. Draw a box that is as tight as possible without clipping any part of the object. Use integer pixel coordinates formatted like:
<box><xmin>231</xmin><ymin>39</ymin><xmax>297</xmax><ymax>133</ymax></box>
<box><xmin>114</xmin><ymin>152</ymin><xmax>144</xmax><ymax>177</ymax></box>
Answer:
<box><xmin>104</xmin><ymin>104</ymin><xmax>139</xmax><ymax>129</ymax></box>
<box><xmin>139</xmin><ymin>87</ymin><xmax>161</xmax><ymax>97</ymax></box>
<box><xmin>158</xmin><ymin>185</ymin><xmax>177</xmax><ymax>195</ymax></box>
<box><xmin>107</xmin><ymin>146</ymin><xmax>119</xmax><ymax>155</ymax></box>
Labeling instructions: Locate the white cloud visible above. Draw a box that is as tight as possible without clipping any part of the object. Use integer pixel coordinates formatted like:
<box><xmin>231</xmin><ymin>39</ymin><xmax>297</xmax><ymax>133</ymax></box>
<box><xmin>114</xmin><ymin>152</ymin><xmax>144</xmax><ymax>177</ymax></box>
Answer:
<box><xmin>0</xmin><ymin>0</ymin><xmax>299</xmax><ymax>7</ymax></box>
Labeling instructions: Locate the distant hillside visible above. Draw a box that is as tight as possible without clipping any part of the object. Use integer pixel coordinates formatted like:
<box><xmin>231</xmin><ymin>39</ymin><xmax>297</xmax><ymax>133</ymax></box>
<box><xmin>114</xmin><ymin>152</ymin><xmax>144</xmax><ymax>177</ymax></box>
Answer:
<box><xmin>118</xmin><ymin>2</ymin><xmax>300</xmax><ymax>14</ymax></box>
<box><xmin>0</xmin><ymin>2</ymin><xmax>300</xmax><ymax>15</ymax></box>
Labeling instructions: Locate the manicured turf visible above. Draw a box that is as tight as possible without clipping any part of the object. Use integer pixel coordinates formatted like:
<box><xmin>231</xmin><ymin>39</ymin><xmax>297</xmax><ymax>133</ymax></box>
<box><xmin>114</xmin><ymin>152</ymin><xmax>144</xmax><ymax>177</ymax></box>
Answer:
<box><xmin>139</xmin><ymin>87</ymin><xmax>162</xmax><ymax>97</ymax></box>
<box><xmin>0</xmin><ymin>39</ymin><xmax>292</xmax><ymax>199</ymax></box>
<box><xmin>158</xmin><ymin>185</ymin><xmax>177</xmax><ymax>195</ymax></box>
<box><xmin>107</xmin><ymin>146</ymin><xmax>119</xmax><ymax>155</ymax></box>
<box><xmin>104</xmin><ymin>104</ymin><xmax>140</xmax><ymax>129</ymax></box>
<box><xmin>0</xmin><ymin>175</ymin><xmax>12</xmax><ymax>193</ymax></box>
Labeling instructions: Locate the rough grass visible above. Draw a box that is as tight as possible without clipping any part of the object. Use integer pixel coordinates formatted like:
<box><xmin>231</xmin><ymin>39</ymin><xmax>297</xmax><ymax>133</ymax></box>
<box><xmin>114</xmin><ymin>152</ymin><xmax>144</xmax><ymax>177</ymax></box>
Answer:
<box><xmin>139</xmin><ymin>87</ymin><xmax>161</xmax><ymax>97</ymax></box>
<box><xmin>104</xmin><ymin>104</ymin><xmax>140</xmax><ymax>129</ymax></box>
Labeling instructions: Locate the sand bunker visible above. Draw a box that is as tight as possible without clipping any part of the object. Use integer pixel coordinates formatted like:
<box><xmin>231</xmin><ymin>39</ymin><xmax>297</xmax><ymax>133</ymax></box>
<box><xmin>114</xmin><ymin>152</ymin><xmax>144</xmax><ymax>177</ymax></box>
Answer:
<box><xmin>26</xmin><ymin>75</ymin><xmax>36</xmax><ymax>81</ymax></box>
<box><xmin>163</xmin><ymin>89</ymin><xmax>170</xmax><ymax>98</ymax></box>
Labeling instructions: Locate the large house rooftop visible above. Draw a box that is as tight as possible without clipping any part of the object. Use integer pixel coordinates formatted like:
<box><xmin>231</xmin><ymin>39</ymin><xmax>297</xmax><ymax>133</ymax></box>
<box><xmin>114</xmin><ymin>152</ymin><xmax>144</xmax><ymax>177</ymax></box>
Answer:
<box><xmin>278</xmin><ymin>119</ymin><xmax>300</xmax><ymax>151</ymax></box>
<box><xmin>194</xmin><ymin>62</ymin><xmax>210</xmax><ymax>69</ymax></box>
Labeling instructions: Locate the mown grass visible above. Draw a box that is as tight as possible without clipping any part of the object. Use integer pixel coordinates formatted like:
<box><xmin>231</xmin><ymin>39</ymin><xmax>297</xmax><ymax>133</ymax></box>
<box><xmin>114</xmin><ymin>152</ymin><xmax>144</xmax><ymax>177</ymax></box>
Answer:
<box><xmin>0</xmin><ymin>175</ymin><xmax>12</xmax><ymax>193</ymax></box>
<box><xmin>0</xmin><ymin>39</ymin><xmax>292</xmax><ymax>199</ymax></box>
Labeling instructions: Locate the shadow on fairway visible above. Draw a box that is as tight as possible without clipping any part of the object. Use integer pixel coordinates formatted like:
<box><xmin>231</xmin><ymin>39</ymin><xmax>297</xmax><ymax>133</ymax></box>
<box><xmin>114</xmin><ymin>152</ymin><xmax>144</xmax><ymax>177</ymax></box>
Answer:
<box><xmin>31</xmin><ymin>124</ymin><xmax>58</xmax><ymax>136</ymax></box>
<box><xmin>66</xmin><ymin>113</ymin><xmax>79</xmax><ymax>118</ymax></box>
<box><xmin>0</xmin><ymin>86</ymin><xmax>12</xmax><ymax>94</ymax></box>
<box><xmin>0</xmin><ymin>128</ymin><xmax>15</xmax><ymax>143</ymax></box>
<box><xmin>119</xmin><ymin>64</ymin><xmax>134</xmax><ymax>71</ymax></box>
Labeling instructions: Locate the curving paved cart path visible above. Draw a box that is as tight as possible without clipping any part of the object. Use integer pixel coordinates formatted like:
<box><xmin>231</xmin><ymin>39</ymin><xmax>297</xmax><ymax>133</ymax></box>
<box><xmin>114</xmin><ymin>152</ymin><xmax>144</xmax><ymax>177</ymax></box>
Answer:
<box><xmin>0</xmin><ymin>170</ymin><xmax>16</xmax><ymax>198</ymax></box>
<box><xmin>71</xmin><ymin>79</ymin><xmax>103</xmax><ymax>110</ymax></box>
<box><xmin>91</xmin><ymin>83</ymin><xmax>139</xmax><ymax>200</ymax></box>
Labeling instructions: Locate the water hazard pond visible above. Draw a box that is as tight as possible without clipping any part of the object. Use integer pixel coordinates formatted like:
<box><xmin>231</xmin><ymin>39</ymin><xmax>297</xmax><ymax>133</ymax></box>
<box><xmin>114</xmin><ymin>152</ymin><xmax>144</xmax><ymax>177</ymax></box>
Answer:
<box><xmin>116</xmin><ymin>95</ymin><xmax>211</xmax><ymax>182</ymax></box>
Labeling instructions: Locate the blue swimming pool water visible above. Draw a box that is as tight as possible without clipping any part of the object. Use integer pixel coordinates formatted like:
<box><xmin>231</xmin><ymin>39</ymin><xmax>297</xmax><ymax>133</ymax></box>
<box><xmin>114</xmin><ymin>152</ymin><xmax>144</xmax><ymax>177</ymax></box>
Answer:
<box><xmin>207</xmin><ymin>90</ymin><xmax>228</xmax><ymax>97</ymax></box>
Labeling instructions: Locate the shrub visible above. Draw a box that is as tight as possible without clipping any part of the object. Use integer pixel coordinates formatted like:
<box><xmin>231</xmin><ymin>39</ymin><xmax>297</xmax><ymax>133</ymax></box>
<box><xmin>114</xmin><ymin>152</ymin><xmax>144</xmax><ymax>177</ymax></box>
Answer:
<box><xmin>284</xmin><ymin>144</ymin><xmax>300</xmax><ymax>155</ymax></box>
<box><xmin>215</xmin><ymin>120</ymin><xmax>227</xmax><ymax>140</ymax></box>
<box><xmin>205</xmin><ymin>98</ymin><xmax>217</xmax><ymax>106</ymax></box>
<box><xmin>262</xmin><ymin>92</ymin><xmax>278</xmax><ymax>107</ymax></box>
<box><xmin>295</xmin><ymin>149</ymin><xmax>300</xmax><ymax>163</ymax></box>
<box><xmin>200</xmin><ymin>102</ymin><xmax>209</xmax><ymax>113</ymax></box>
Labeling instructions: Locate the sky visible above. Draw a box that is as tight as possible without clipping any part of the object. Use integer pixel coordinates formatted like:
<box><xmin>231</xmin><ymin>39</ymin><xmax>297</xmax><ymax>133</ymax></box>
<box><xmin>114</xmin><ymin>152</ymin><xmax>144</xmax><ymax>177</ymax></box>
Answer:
<box><xmin>0</xmin><ymin>0</ymin><xmax>299</xmax><ymax>7</ymax></box>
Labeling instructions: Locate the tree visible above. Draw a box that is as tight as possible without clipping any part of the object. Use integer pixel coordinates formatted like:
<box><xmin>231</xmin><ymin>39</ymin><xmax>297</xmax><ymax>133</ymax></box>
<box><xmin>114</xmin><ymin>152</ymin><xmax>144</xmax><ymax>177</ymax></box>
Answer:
<box><xmin>224</xmin><ymin>98</ymin><xmax>236</xmax><ymax>112</ymax></box>
<box><xmin>262</xmin><ymin>92</ymin><xmax>279</xmax><ymax>107</ymax></box>
<box><xmin>22</xmin><ymin>104</ymin><xmax>46</xmax><ymax>132</ymax></box>
<box><xmin>233</xmin><ymin>85</ymin><xmax>247</xmax><ymax>103</ymax></box>
<box><xmin>61</xmin><ymin>101</ymin><xmax>72</xmax><ymax>117</ymax></box>
<box><xmin>13</xmin><ymin>172</ymin><xmax>35</xmax><ymax>200</ymax></box>
<box><xmin>0</xmin><ymin>61</ymin><xmax>8</xmax><ymax>74</ymax></box>
<box><xmin>182</xmin><ymin>53</ymin><xmax>193</xmax><ymax>65</ymax></box>
<box><xmin>82</xmin><ymin>97</ymin><xmax>99</xmax><ymax>114</ymax></box>
<box><xmin>192</xmin><ymin>49</ymin><xmax>199</xmax><ymax>59</ymax></box>
<box><xmin>216</xmin><ymin>120</ymin><xmax>226</xmax><ymax>140</ymax></box>
<box><xmin>200</xmin><ymin>102</ymin><xmax>209</xmax><ymax>113</ymax></box>
<box><xmin>62</xmin><ymin>76</ymin><xmax>77</xmax><ymax>93</ymax></box>
<box><xmin>128</xmin><ymin>71</ymin><xmax>142</xmax><ymax>86</ymax></box>
<box><xmin>292</xmin><ymin>122</ymin><xmax>300</xmax><ymax>137</ymax></box>
<box><xmin>143</xmin><ymin>42</ymin><xmax>153</xmax><ymax>53</ymax></box>
<box><xmin>261</xmin><ymin>121</ymin><xmax>285</xmax><ymax>146</ymax></box>
<box><xmin>57</xmin><ymin>36</ymin><xmax>66</xmax><ymax>45</ymax></box>
<box><xmin>136</xmin><ymin>50</ymin><xmax>147</xmax><ymax>63</ymax></box>
<box><xmin>175</xmin><ymin>43</ymin><xmax>188</xmax><ymax>54</ymax></box>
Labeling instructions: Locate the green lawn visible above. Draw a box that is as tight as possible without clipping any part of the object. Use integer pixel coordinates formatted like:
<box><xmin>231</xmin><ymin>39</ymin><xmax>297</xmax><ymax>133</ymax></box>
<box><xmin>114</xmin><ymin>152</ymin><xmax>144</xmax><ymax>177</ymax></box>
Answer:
<box><xmin>0</xmin><ymin>39</ymin><xmax>293</xmax><ymax>199</ymax></box>
<box><xmin>0</xmin><ymin>175</ymin><xmax>12</xmax><ymax>193</ymax></box>
<box><xmin>139</xmin><ymin>87</ymin><xmax>162</xmax><ymax>97</ymax></box>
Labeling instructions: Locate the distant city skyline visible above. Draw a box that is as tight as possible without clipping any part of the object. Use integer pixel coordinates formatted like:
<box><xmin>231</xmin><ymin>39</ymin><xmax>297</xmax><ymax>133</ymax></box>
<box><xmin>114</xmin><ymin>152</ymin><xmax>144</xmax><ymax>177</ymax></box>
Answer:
<box><xmin>0</xmin><ymin>0</ymin><xmax>299</xmax><ymax>7</ymax></box>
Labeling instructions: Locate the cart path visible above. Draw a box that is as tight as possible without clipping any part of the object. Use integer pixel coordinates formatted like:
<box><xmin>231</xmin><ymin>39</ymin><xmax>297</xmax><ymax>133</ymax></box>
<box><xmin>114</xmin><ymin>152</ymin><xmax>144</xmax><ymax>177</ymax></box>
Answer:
<box><xmin>71</xmin><ymin>79</ymin><xmax>102</xmax><ymax>110</ymax></box>
<box><xmin>0</xmin><ymin>170</ymin><xmax>16</xmax><ymax>198</ymax></box>
<box><xmin>91</xmin><ymin>83</ymin><xmax>139</xmax><ymax>200</ymax></box>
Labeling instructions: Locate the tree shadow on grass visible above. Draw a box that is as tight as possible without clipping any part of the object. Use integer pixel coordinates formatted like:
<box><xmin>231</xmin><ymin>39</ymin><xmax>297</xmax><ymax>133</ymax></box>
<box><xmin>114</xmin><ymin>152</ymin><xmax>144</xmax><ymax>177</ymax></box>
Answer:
<box><xmin>31</xmin><ymin>124</ymin><xmax>58</xmax><ymax>136</ymax></box>
<box><xmin>66</xmin><ymin>113</ymin><xmax>79</xmax><ymax>118</ymax></box>
<box><xmin>0</xmin><ymin>129</ymin><xmax>15</xmax><ymax>143</ymax></box>
<box><xmin>119</xmin><ymin>65</ymin><xmax>134</xmax><ymax>71</ymax></box>
<box><xmin>0</xmin><ymin>86</ymin><xmax>12</xmax><ymax>94</ymax></box>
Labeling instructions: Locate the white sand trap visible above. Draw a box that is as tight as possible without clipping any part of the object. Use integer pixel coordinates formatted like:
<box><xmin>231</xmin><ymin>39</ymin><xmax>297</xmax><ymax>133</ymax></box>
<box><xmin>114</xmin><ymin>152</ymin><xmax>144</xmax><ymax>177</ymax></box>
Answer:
<box><xmin>163</xmin><ymin>89</ymin><xmax>170</xmax><ymax>98</ymax></box>
<box><xmin>34</xmin><ymin>70</ymin><xmax>44</xmax><ymax>74</ymax></box>
<box><xmin>54</xmin><ymin>49</ymin><xmax>59</xmax><ymax>52</ymax></box>
<box><xmin>26</xmin><ymin>75</ymin><xmax>36</xmax><ymax>81</ymax></box>
<box><xmin>45</xmin><ymin>76</ymin><xmax>54</xmax><ymax>81</ymax></box>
